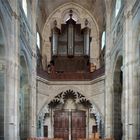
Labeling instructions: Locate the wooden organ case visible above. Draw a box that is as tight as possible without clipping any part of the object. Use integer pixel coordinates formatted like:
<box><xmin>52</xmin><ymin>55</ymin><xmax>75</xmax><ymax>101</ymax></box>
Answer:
<box><xmin>50</xmin><ymin>10</ymin><xmax>91</xmax><ymax>74</ymax></box>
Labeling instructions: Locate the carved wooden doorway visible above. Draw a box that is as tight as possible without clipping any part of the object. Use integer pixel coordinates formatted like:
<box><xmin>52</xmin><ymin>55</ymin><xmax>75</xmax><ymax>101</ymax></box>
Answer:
<box><xmin>71</xmin><ymin>110</ymin><xmax>86</xmax><ymax>140</ymax></box>
<box><xmin>54</xmin><ymin>110</ymin><xmax>69</xmax><ymax>140</ymax></box>
<box><xmin>54</xmin><ymin>110</ymin><xmax>86</xmax><ymax>140</ymax></box>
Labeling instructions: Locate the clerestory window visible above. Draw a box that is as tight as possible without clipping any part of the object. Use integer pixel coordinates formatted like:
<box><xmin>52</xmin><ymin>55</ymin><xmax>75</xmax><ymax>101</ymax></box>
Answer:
<box><xmin>37</xmin><ymin>32</ymin><xmax>40</xmax><ymax>50</ymax></box>
<box><xmin>101</xmin><ymin>31</ymin><xmax>106</xmax><ymax>50</ymax></box>
<box><xmin>115</xmin><ymin>0</ymin><xmax>121</xmax><ymax>17</ymax></box>
<box><xmin>22</xmin><ymin>0</ymin><xmax>27</xmax><ymax>16</ymax></box>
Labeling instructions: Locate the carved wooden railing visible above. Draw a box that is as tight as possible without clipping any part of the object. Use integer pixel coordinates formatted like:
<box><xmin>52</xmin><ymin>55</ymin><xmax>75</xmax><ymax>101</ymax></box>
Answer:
<box><xmin>37</xmin><ymin>66</ymin><xmax>105</xmax><ymax>81</ymax></box>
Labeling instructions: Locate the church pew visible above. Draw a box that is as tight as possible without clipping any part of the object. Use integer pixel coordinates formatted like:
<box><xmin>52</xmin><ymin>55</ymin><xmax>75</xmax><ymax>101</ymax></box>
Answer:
<box><xmin>78</xmin><ymin>138</ymin><xmax>101</xmax><ymax>140</ymax></box>
<box><xmin>27</xmin><ymin>137</ymin><xmax>63</xmax><ymax>140</ymax></box>
<box><xmin>27</xmin><ymin>137</ymin><xmax>48</xmax><ymax>140</ymax></box>
<box><xmin>48</xmin><ymin>138</ymin><xmax>63</xmax><ymax>140</ymax></box>
<box><xmin>27</xmin><ymin>138</ymin><xmax>63</xmax><ymax>140</ymax></box>
<box><xmin>103</xmin><ymin>138</ymin><xmax>115</xmax><ymax>140</ymax></box>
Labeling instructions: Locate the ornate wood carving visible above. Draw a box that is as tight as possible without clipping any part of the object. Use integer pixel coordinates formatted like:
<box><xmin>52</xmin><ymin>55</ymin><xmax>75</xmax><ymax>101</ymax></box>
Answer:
<box><xmin>48</xmin><ymin>89</ymin><xmax>92</xmax><ymax>109</ymax></box>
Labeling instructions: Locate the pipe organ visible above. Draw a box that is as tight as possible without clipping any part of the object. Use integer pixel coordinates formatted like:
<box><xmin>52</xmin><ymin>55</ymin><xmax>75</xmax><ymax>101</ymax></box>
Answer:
<box><xmin>50</xmin><ymin>10</ymin><xmax>91</xmax><ymax>73</ymax></box>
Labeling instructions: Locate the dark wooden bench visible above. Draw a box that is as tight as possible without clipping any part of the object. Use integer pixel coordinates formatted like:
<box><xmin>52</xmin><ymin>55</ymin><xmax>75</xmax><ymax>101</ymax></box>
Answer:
<box><xmin>27</xmin><ymin>137</ymin><xmax>48</xmax><ymax>140</ymax></box>
<box><xmin>27</xmin><ymin>138</ymin><xmax>63</xmax><ymax>140</ymax></box>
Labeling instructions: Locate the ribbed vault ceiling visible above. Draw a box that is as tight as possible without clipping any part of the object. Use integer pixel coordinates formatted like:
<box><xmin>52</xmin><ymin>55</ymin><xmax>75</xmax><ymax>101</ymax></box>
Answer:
<box><xmin>37</xmin><ymin>0</ymin><xmax>106</xmax><ymax>33</ymax></box>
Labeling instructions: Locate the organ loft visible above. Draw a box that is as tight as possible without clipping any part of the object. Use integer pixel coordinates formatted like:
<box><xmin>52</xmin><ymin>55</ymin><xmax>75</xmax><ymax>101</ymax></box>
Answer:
<box><xmin>50</xmin><ymin>10</ymin><xmax>91</xmax><ymax>74</ymax></box>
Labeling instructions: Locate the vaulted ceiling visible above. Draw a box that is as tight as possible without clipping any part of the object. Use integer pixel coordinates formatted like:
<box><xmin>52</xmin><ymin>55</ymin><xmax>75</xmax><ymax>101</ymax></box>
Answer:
<box><xmin>37</xmin><ymin>0</ymin><xmax>106</xmax><ymax>34</ymax></box>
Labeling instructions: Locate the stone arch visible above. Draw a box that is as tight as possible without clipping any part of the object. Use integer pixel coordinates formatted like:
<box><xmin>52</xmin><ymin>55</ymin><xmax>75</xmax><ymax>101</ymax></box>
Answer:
<box><xmin>42</xmin><ymin>2</ymin><xmax>99</xmax><ymax>37</ymax></box>
<box><xmin>19</xmin><ymin>52</ymin><xmax>31</xmax><ymax>140</ymax></box>
<box><xmin>41</xmin><ymin>2</ymin><xmax>100</xmax><ymax>68</ymax></box>
<box><xmin>112</xmin><ymin>54</ymin><xmax>123</xmax><ymax>140</ymax></box>
<box><xmin>37</xmin><ymin>88</ymin><xmax>104</xmax><ymax>138</ymax></box>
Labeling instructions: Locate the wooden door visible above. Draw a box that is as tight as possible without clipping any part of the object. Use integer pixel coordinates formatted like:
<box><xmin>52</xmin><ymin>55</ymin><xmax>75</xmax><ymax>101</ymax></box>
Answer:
<box><xmin>54</xmin><ymin>110</ymin><xmax>69</xmax><ymax>140</ymax></box>
<box><xmin>44</xmin><ymin>125</ymin><xmax>48</xmax><ymax>137</ymax></box>
<box><xmin>92</xmin><ymin>125</ymin><xmax>97</xmax><ymax>133</ymax></box>
<box><xmin>71</xmin><ymin>110</ymin><xmax>86</xmax><ymax>140</ymax></box>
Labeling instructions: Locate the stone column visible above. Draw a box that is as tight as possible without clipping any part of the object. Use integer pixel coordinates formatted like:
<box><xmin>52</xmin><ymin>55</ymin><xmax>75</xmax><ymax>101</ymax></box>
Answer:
<box><xmin>138</xmin><ymin>67</ymin><xmax>140</xmax><ymax>139</ymax></box>
<box><xmin>104</xmin><ymin>5</ymin><xmax>113</xmax><ymax>138</ymax></box>
<box><xmin>4</xmin><ymin>0</ymin><xmax>20</xmax><ymax>140</ymax></box>
<box><xmin>29</xmin><ymin>0</ymin><xmax>37</xmax><ymax>137</ymax></box>
<box><xmin>123</xmin><ymin>3</ymin><xmax>137</xmax><ymax>139</ymax></box>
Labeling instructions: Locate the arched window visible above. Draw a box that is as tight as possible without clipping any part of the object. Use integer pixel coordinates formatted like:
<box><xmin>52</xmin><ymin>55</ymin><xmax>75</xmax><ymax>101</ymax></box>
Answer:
<box><xmin>37</xmin><ymin>32</ymin><xmax>40</xmax><ymax>50</ymax></box>
<box><xmin>115</xmin><ymin>0</ymin><xmax>121</xmax><ymax>17</ymax></box>
<box><xmin>101</xmin><ymin>31</ymin><xmax>106</xmax><ymax>50</ymax></box>
<box><xmin>22</xmin><ymin>0</ymin><xmax>27</xmax><ymax>16</ymax></box>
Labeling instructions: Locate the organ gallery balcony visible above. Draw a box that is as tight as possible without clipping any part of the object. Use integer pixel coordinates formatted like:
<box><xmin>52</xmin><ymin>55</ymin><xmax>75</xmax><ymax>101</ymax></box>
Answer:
<box><xmin>37</xmin><ymin>66</ymin><xmax>105</xmax><ymax>81</ymax></box>
<box><xmin>37</xmin><ymin>11</ymin><xmax>105</xmax><ymax>81</ymax></box>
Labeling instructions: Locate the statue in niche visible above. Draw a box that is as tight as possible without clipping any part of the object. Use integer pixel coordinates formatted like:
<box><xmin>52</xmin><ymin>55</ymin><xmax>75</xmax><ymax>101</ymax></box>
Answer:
<box><xmin>85</xmin><ymin>19</ymin><xmax>89</xmax><ymax>26</ymax></box>
<box><xmin>47</xmin><ymin>60</ymin><xmax>55</xmax><ymax>74</ymax></box>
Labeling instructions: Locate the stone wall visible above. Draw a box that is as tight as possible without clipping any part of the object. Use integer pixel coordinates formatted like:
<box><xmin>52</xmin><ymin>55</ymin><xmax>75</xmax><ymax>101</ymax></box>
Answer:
<box><xmin>0</xmin><ymin>0</ymin><xmax>37</xmax><ymax>139</ymax></box>
<box><xmin>36</xmin><ymin>76</ymin><xmax>105</xmax><ymax>137</ymax></box>
<box><xmin>105</xmin><ymin>0</ymin><xmax>140</xmax><ymax>139</ymax></box>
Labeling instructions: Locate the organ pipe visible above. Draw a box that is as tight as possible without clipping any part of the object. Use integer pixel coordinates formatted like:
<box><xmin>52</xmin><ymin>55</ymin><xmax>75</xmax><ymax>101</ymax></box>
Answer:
<box><xmin>67</xmin><ymin>10</ymin><xmax>75</xmax><ymax>56</ymax></box>
<box><xmin>83</xmin><ymin>27</ymin><xmax>90</xmax><ymax>56</ymax></box>
<box><xmin>68</xmin><ymin>23</ymin><xmax>74</xmax><ymax>56</ymax></box>
<box><xmin>83</xmin><ymin>19</ymin><xmax>90</xmax><ymax>56</ymax></box>
<box><xmin>52</xmin><ymin>20</ymin><xmax>59</xmax><ymax>56</ymax></box>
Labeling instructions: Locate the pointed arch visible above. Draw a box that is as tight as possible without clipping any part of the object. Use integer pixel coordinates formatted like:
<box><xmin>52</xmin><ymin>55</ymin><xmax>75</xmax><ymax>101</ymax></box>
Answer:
<box><xmin>113</xmin><ymin>54</ymin><xmax>123</xmax><ymax>140</ymax></box>
<box><xmin>37</xmin><ymin>89</ymin><xmax>104</xmax><ymax>138</ymax></box>
<box><xmin>41</xmin><ymin>2</ymin><xmax>99</xmax><ymax>64</ymax></box>
<box><xmin>19</xmin><ymin>52</ymin><xmax>31</xmax><ymax>140</ymax></box>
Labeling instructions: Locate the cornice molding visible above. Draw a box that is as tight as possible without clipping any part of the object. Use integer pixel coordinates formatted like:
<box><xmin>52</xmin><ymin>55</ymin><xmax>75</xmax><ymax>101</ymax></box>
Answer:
<box><xmin>37</xmin><ymin>75</ymin><xmax>105</xmax><ymax>85</ymax></box>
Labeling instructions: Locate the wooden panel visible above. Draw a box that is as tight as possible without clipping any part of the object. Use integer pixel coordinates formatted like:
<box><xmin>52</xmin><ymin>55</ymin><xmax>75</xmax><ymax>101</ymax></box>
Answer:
<box><xmin>54</xmin><ymin>56</ymin><xmax>89</xmax><ymax>72</ymax></box>
<box><xmin>54</xmin><ymin>110</ymin><xmax>69</xmax><ymax>140</ymax></box>
<box><xmin>71</xmin><ymin>110</ymin><xmax>86</xmax><ymax>140</ymax></box>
